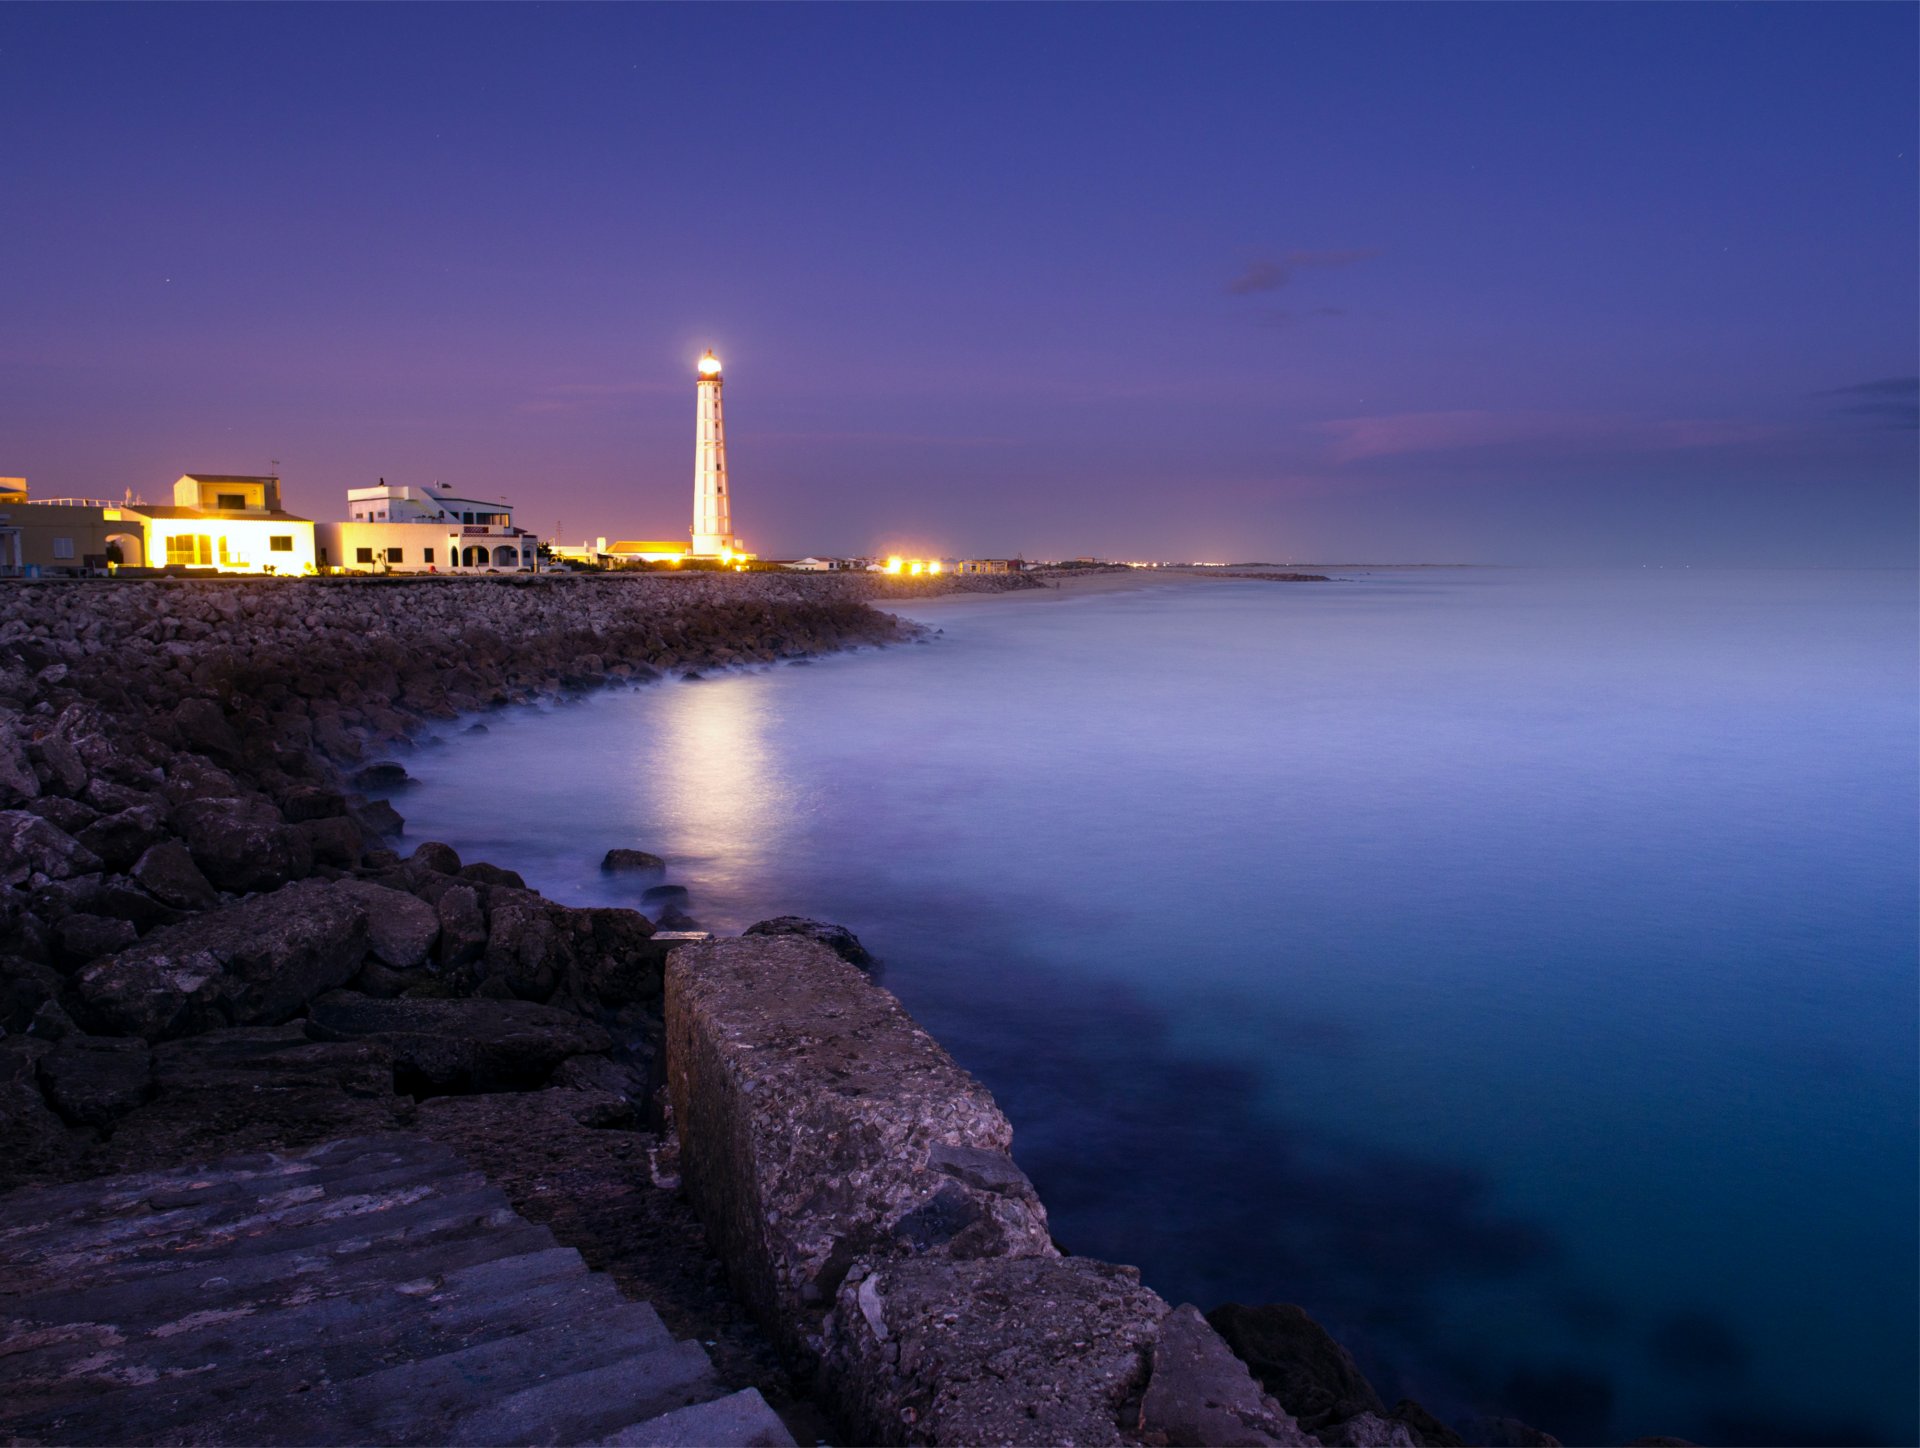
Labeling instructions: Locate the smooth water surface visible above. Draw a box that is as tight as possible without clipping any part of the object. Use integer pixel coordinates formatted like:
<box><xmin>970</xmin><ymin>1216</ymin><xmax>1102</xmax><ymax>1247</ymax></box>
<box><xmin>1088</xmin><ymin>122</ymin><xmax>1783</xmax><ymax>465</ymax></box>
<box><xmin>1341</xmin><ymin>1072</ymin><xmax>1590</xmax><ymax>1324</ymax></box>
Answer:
<box><xmin>400</xmin><ymin>569</ymin><xmax>1918</xmax><ymax>1445</ymax></box>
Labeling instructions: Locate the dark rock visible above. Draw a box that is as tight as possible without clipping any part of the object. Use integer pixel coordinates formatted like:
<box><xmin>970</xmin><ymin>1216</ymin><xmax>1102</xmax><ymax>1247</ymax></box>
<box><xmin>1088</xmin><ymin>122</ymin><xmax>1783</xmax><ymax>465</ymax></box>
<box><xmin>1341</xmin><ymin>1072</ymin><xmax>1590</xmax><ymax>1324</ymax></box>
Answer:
<box><xmin>641</xmin><ymin>883</ymin><xmax>689</xmax><ymax>906</ymax></box>
<box><xmin>1</xmin><ymin>955</ymin><xmax>68</xmax><ymax>1034</ymax></box>
<box><xmin>101</xmin><ymin>1023</ymin><xmax>406</xmax><ymax>1168</ymax></box>
<box><xmin>1472</xmin><ymin>1419</ymin><xmax>1564</xmax><ymax>1448</ymax></box>
<box><xmin>601</xmin><ymin>848</ymin><xmax>667</xmax><ymax>874</ymax></box>
<box><xmin>32</xmin><ymin>729</ymin><xmax>88</xmax><ymax>795</ymax></box>
<box><xmin>1140</xmin><ymin>1303</ymin><xmax>1312</xmax><ymax>1445</ymax></box>
<box><xmin>349</xmin><ymin>795</ymin><xmax>404</xmax><ymax>838</ymax></box>
<box><xmin>24</xmin><ymin>794</ymin><xmax>97</xmax><ymax>834</ymax></box>
<box><xmin>0</xmin><ymin>1037</ymin><xmax>80</xmax><ymax>1190</ymax></box>
<box><xmin>0</xmin><ymin>810</ymin><xmax>104</xmax><ymax>888</ymax></box>
<box><xmin>129</xmin><ymin>839</ymin><xmax>218</xmax><ymax>910</ymax></box>
<box><xmin>173</xmin><ymin>795</ymin><xmax>311</xmax><ymax>892</ymax></box>
<box><xmin>351</xmin><ymin>760</ymin><xmax>414</xmax><ymax>791</ymax></box>
<box><xmin>564</xmin><ymin>907</ymin><xmax>663</xmax><ymax>1008</ymax></box>
<box><xmin>480</xmin><ymin>889</ymin><xmax>569</xmax><ymax>1000</ymax></box>
<box><xmin>1389</xmin><ymin>1399</ymin><xmax>1466</xmax><ymax>1447</ymax></box>
<box><xmin>74</xmin><ymin>805</ymin><xmax>169</xmax><ymax>872</ymax></box>
<box><xmin>53</xmin><ymin>912</ymin><xmax>138</xmax><ymax>967</ymax></box>
<box><xmin>37</xmin><ymin>1033</ymin><xmax>153</xmax><ymax>1130</ymax></box>
<box><xmin>334</xmin><ymin>879</ymin><xmax>440</xmax><ymax>969</ymax></box>
<box><xmin>409</xmin><ymin>840</ymin><xmax>462</xmax><ymax>875</ymax></box>
<box><xmin>743</xmin><ymin>915</ymin><xmax>877</xmax><ymax>971</ymax></box>
<box><xmin>1206</xmin><ymin>1303</ymin><xmax>1387</xmax><ymax>1433</ymax></box>
<box><xmin>76</xmin><ymin>879</ymin><xmax>372</xmax><ymax>1040</ymax></box>
<box><xmin>435</xmin><ymin>884</ymin><xmax>487</xmax><ymax>967</ymax></box>
<box><xmin>305</xmin><ymin>992</ymin><xmax>613</xmax><ymax>1092</ymax></box>
<box><xmin>655</xmin><ymin>908</ymin><xmax>701</xmax><ymax>932</ymax></box>
<box><xmin>281</xmin><ymin>785</ymin><xmax>349</xmax><ymax>822</ymax></box>
<box><xmin>295</xmin><ymin>814</ymin><xmax>364</xmax><ymax>868</ymax></box>
<box><xmin>170</xmin><ymin>696</ymin><xmax>244</xmax><ymax>762</ymax></box>
<box><xmin>0</xmin><ymin>713</ymin><xmax>41</xmax><ymax>805</ymax></box>
<box><xmin>460</xmin><ymin>860</ymin><xmax>527</xmax><ymax>891</ymax></box>
<box><xmin>1320</xmin><ymin>1413</ymin><xmax>1419</xmax><ymax>1446</ymax></box>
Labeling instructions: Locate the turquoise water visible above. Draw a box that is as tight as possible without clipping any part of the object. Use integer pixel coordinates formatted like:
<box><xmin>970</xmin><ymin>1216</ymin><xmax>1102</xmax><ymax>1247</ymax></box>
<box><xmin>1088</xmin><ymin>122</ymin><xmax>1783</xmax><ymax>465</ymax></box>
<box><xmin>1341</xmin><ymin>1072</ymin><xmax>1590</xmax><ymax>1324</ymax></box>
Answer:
<box><xmin>399</xmin><ymin>569</ymin><xmax>1918</xmax><ymax>1446</ymax></box>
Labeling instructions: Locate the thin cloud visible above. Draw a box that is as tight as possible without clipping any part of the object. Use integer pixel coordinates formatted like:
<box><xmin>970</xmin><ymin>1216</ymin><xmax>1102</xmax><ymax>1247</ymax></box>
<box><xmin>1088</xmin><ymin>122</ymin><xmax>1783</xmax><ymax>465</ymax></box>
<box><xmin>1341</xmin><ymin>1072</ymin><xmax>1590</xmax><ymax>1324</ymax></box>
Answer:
<box><xmin>1817</xmin><ymin>376</ymin><xmax>1919</xmax><ymax>430</ymax></box>
<box><xmin>1318</xmin><ymin>410</ymin><xmax>1782</xmax><ymax>463</ymax></box>
<box><xmin>1227</xmin><ymin>249</ymin><xmax>1380</xmax><ymax>295</ymax></box>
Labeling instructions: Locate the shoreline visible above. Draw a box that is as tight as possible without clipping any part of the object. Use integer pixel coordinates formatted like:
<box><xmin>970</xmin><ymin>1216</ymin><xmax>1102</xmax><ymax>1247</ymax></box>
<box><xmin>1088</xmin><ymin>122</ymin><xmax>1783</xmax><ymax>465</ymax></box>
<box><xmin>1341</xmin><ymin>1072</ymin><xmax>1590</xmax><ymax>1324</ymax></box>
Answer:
<box><xmin>0</xmin><ymin>571</ymin><xmax>1570</xmax><ymax>1448</ymax></box>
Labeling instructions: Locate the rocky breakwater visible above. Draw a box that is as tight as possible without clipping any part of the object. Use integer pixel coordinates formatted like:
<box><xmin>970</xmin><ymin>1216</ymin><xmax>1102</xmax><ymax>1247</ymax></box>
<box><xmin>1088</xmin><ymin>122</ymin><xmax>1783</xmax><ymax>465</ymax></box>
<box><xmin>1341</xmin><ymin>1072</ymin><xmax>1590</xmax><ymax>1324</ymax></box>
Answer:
<box><xmin>0</xmin><ymin>573</ymin><xmax>926</xmax><ymax>1191</ymax></box>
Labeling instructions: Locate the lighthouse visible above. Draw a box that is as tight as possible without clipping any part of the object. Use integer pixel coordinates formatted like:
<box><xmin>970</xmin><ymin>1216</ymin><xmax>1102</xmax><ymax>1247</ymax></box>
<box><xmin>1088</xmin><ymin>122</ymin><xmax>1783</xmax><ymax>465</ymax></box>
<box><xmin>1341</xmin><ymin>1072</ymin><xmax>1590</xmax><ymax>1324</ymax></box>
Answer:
<box><xmin>690</xmin><ymin>349</ymin><xmax>739</xmax><ymax>557</ymax></box>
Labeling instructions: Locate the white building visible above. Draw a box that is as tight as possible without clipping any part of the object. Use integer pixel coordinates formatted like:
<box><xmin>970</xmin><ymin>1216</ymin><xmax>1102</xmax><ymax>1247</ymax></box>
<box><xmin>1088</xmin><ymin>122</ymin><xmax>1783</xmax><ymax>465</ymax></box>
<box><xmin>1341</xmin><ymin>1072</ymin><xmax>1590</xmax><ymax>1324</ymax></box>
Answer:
<box><xmin>315</xmin><ymin>480</ymin><xmax>539</xmax><ymax>574</ymax></box>
<box><xmin>690</xmin><ymin>351</ymin><xmax>744</xmax><ymax>558</ymax></box>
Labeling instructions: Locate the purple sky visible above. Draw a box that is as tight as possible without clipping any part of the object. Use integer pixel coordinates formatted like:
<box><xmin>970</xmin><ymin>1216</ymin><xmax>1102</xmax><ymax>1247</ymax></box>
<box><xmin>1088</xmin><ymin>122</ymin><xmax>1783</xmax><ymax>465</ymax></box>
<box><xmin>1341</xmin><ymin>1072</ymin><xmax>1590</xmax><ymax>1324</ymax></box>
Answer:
<box><xmin>3</xmin><ymin>4</ymin><xmax>1914</xmax><ymax>563</ymax></box>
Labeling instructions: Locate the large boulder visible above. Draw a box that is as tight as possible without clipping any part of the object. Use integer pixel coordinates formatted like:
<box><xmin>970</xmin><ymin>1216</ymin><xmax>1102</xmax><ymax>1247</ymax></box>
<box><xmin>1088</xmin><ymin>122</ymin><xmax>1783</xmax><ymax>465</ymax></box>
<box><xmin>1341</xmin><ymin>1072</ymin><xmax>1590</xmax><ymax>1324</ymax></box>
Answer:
<box><xmin>0</xmin><ymin>712</ymin><xmax>41</xmax><ymax>806</ymax></box>
<box><xmin>74</xmin><ymin>805</ymin><xmax>170</xmax><ymax>872</ymax></box>
<box><xmin>173</xmin><ymin>795</ymin><xmax>312</xmax><ymax>892</ymax></box>
<box><xmin>1206</xmin><ymin>1303</ymin><xmax>1387</xmax><ymax>1434</ymax></box>
<box><xmin>75</xmin><ymin>879</ymin><xmax>372</xmax><ymax>1040</ymax></box>
<box><xmin>129</xmin><ymin>839</ymin><xmax>218</xmax><ymax>910</ymax></box>
<box><xmin>601</xmin><ymin>848</ymin><xmax>666</xmax><ymax>874</ymax></box>
<box><xmin>333</xmin><ymin>880</ymin><xmax>439</xmax><ymax>968</ymax></box>
<box><xmin>0</xmin><ymin>810</ymin><xmax>103</xmax><ymax>888</ymax></box>
<box><xmin>0</xmin><ymin>1038</ymin><xmax>80</xmax><ymax>1190</ymax></box>
<box><xmin>1140</xmin><ymin>1304</ymin><xmax>1314</xmax><ymax>1446</ymax></box>
<box><xmin>304</xmin><ymin>992</ymin><xmax>612</xmax><ymax>1092</ymax></box>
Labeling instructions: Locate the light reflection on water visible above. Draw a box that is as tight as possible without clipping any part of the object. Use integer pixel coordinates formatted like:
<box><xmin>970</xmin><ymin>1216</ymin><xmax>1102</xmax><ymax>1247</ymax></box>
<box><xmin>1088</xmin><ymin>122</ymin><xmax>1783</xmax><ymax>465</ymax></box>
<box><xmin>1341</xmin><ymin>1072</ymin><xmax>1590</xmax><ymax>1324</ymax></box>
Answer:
<box><xmin>399</xmin><ymin>569</ymin><xmax>1918</xmax><ymax>1447</ymax></box>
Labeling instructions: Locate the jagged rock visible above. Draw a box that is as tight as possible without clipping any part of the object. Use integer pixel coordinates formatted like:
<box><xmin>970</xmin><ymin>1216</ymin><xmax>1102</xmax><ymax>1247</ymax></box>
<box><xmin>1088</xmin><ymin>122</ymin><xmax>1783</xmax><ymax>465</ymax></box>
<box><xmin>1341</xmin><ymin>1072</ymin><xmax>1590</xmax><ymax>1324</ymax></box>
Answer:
<box><xmin>52</xmin><ymin>912</ymin><xmax>138</xmax><ymax>966</ymax></box>
<box><xmin>36</xmin><ymin>1033</ymin><xmax>153</xmax><ymax>1130</ymax></box>
<box><xmin>129</xmin><ymin>839</ymin><xmax>218</xmax><ymax>910</ymax></box>
<box><xmin>74</xmin><ymin>804</ymin><xmax>169</xmax><ymax>872</ymax></box>
<box><xmin>31</xmin><ymin>729</ymin><xmax>88</xmax><ymax>795</ymax></box>
<box><xmin>824</xmin><ymin>1255</ymin><xmax>1167</xmax><ymax>1447</ymax></box>
<box><xmin>0</xmin><ymin>712</ymin><xmax>41</xmax><ymax>805</ymax></box>
<box><xmin>295</xmin><ymin>814</ymin><xmax>363</xmax><ymax>868</ymax></box>
<box><xmin>24</xmin><ymin>794</ymin><xmax>96</xmax><ymax>835</ymax></box>
<box><xmin>642</xmin><ymin>883</ymin><xmax>689</xmax><ymax>906</ymax></box>
<box><xmin>173</xmin><ymin>795</ymin><xmax>311</xmax><ymax>892</ymax></box>
<box><xmin>305</xmin><ymin>991</ymin><xmax>612</xmax><ymax>1092</ymax></box>
<box><xmin>480</xmin><ymin>888</ymin><xmax>570</xmax><ymax>1000</ymax></box>
<box><xmin>0</xmin><ymin>955</ymin><xmax>68</xmax><ymax>1034</ymax></box>
<box><xmin>744</xmin><ymin>916</ymin><xmax>877</xmax><ymax>971</ymax></box>
<box><xmin>409</xmin><ymin>840</ymin><xmax>462</xmax><ymax>875</ymax></box>
<box><xmin>601</xmin><ymin>848</ymin><xmax>667</xmax><ymax>873</ymax></box>
<box><xmin>1321</xmin><ymin>1413</ymin><xmax>1419</xmax><ymax>1447</ymax></box>
<box><xmin>348</xmin><ymin>795</ymin><xmax>404</xmax><ymax>837</ymax></box>
<box><xmin>76</xmin><ymin>879</ymin><xmax>372</xmax><ymax>1039</ymax></box>
<box><xmin>1472</xmin><ymin>1420</ymin><xmax>1563</xmax><ymax>1448</ymax></box>
<box><xmin>0</xmin><ymin>1037</ymin><xmax>79</xmax><ymax>1190</ymax></box>
<box><xmin>170</xmin><ymin>696</ymin><xmax>244</xmax><ymax>762</ymax></box>
<box><xmin>1140</xmin><ymin>1304</ymin><xmax>1314</xmax><ymax>1446</ymax></box>
<box><xmin>281</xmin><ymin>785</ymin><xmax>347</xmax><ymax>822</ymax></box>
<box><xmin>334</xmin><ymin>879</ymin><xmax>440</xmax><ymax>969</ymax></box>
<box><xmin>435</xmin><ymin>884</ymin><xmax>487</xmax><ymax>967</ymax></box>
<box><xmin>351</xmin><ymin>760</ymin><xmax>413</xmax><ymax>791</ymax></box>
<box><xmin>563</xmin><ymin>906</ymin><xmax>663</xmax><ymax>1008</ymax></box>
<box><xmin>0</xmin><ymin>810</ymin><xmax>104</xmax><ymax>888</ymax></box>
<box><xmin>1389</xmin><ymin>1399</ymin><xmax>1466</xmax><ymax>1447</ymax></box>
<box><xmin>460</xmin><ymin>860</ymin><xmax>526</xmax><ymax>890</ymax></box>
<box><xmin>1207</xmin><ymin>1303</ymin><xmax>1387</xmax><ymax>1433</ymax></box>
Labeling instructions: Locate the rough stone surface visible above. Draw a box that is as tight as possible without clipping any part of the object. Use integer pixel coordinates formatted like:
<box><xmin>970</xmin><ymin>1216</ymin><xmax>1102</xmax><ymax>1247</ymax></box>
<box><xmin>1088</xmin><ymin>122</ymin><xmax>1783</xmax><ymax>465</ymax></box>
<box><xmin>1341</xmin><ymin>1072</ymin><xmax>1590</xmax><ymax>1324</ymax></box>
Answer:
<box><xmin>35</xmin><ymin>1032</ymin><xmax>153</xmax><ymax>1131</ymax></box>
<box><xmin>335</xmin><ymin>877</ymin><xmax>441</xmax><ymax>968</ymax></box>
<box><xmin>128</xmin><ymin>838</ymin><xmax>217</xmax><ymax>910</ymax></box>
<box><xmin>76</xmin><ymin>878</ymin><xmax>372</xmax><ymax>1039</ymax></box>
<box><xmin>1208</xmin><ymin>1302</ymin><xmax>1388</xmax><ymax>1433</ymax></box>
<box><xmin>307</xmin><ymin>991</ymin><xmax>613</xmax><ymax>1091</ymax></box>
<box><xmin>1139</xmin><ymin>1304</ymin><xmax>1314</xmax><ymax>1446</ymax></box>
<box><xmin>173</xmin><ymin>794</ymin><xmax>312</xmax><ymax>892</ymax></box>
<box><xmin>822</xmin><ymin>1255</ymin><xmax>1166</xmax><ymax>1447</ymax></box>
<box><xmin>0</xmin><ymin>810</ymin><xmax>102</xmax><ymax>888</ymax></box>
<box><xmin>1321</xmin><ymin>1414</ymin><xmax>1421</xmax><ymax>1447</ymax></box>
<box><xmin>666</xmin><ymin>936</ymin><xmax>1053</xmax><ymax>1368</ymax></box>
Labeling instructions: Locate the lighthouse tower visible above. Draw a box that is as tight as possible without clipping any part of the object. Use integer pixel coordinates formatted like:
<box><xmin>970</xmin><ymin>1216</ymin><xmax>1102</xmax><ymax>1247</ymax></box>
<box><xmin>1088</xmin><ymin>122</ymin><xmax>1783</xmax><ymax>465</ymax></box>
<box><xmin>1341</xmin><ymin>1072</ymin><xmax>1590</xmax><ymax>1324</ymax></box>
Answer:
<box><xmin>690</xmin><ymin>349</ymin><xmax>738</xmax><ymax>557</ymax></box>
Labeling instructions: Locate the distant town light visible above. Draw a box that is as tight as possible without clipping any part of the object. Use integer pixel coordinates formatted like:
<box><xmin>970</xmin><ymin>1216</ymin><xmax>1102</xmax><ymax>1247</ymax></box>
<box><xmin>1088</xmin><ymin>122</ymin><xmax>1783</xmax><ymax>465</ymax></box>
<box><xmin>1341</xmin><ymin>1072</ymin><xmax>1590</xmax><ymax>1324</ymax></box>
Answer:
<box><xmin>885</xmin><ymin>556</ymin><xmax>904</xmax><ymax>574</ymax></box>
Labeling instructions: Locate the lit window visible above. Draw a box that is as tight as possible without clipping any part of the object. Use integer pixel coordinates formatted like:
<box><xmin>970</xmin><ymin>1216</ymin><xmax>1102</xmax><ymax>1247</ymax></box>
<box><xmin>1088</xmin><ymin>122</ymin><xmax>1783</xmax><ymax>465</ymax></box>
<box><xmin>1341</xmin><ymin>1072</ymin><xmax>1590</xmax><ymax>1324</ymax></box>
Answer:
<box><xmin>270</xmin><ymin>535</ymin><xmax>292</xmax><ymax>551</ymax></box>
<box><xmin>166</xmin><ymin>534</ymin><xmax>213</xmax><ymax>566</ymax></box>
<box><xmin>51</xmin><ymin>537</ymin><xmax>74</xmax><ymax>559</ymax></box>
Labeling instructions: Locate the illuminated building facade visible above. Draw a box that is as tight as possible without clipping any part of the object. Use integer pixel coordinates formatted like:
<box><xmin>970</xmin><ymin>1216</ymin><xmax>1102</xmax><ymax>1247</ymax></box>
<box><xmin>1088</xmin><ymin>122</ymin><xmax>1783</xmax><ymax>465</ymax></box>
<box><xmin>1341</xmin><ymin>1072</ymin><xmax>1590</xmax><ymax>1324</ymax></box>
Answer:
<box><xmin>316</xmin><ymin>480</ymin><xmax>539</xmax><ymax>573</ymax></box>
<box><xmin>690</xmin><ymin>350</ymin><xmax>742</xmax><ymax>558</ymax></box>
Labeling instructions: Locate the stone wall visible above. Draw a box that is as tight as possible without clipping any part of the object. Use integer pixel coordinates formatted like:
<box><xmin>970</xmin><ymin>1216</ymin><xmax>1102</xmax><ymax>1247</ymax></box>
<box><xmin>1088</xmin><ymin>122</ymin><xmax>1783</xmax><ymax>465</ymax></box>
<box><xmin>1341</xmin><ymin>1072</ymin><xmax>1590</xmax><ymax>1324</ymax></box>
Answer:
<box><xmin>665</xmin><ymin>935</ymin><xmax>1311</xmax><ymax>1447</ymax></box>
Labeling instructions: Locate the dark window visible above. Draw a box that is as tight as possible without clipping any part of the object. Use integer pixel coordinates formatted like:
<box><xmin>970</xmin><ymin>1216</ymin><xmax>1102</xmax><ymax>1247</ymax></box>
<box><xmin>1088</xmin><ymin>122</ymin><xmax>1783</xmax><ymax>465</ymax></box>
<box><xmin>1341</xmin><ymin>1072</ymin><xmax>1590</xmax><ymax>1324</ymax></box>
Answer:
<box><xmin>269</xmin><ymin>535</ymin><xmax>292</xmax><ymax>552</ymax></box>
<box><xmin>356</xmin><ymin>547</ymin><xmax>374</xmax><ymax>564</ymax></box>
<box><xmin>216</xmin><ymin>492</ymin><xmax>246</xmax><ymax>509</ymax></box>
<box><xmin>423</xmin><ymin>548</ymin><xmax>434</xmax><ymax>564</ymax></box>
<box><xmin>318</xmin><ymin>546</ymin><xmax>329</xmax><ymax>565</ymax></box>
<box><xmin>387</xmin><ymin>547</ymin><xmax>404</xmax><ymax>563</ymax></box>
<box><xmin>461</xmin><ymin>512</ymin><xmax>473</xmax><ymax>524</ymax></box>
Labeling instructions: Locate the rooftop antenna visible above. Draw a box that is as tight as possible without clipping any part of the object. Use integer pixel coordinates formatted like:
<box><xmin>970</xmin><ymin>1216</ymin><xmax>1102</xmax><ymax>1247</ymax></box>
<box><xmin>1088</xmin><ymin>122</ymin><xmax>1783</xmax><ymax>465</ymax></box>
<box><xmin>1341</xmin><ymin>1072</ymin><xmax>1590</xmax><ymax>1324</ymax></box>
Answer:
<box><xmin>270</xmin><ymin>457</ymin><xmax>280</xmax><ymax>477</ymax></box>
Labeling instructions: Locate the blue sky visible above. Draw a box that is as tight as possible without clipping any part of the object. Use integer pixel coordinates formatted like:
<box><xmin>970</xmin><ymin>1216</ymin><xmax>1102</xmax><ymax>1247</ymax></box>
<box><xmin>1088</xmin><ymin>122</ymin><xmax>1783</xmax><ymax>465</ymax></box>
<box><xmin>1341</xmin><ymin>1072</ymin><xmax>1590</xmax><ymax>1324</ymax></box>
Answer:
<box><xmin>2</xmin><ymin>3</ymin><xmax>1913</xmax><ymax>562</ymax></box>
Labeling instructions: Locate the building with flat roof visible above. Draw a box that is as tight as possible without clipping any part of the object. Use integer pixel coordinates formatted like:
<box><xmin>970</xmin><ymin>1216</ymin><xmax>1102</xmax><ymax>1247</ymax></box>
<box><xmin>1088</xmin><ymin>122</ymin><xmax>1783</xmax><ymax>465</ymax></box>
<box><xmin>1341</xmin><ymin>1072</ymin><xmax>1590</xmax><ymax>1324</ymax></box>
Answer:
<box><xmin>316</xmin><ymin>480</ymin><xmax>539</xmax><ymax>573</ymax></box>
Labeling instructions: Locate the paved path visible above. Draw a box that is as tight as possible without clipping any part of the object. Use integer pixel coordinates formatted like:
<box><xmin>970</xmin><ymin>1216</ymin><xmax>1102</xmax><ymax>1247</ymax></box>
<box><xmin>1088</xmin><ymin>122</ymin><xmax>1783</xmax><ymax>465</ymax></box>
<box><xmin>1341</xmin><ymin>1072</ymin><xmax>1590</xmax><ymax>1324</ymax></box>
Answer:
<box><xmin>0</xmin><ymin>1133</ymin><xmax>793</xmax><ymax>1446</ymax></box>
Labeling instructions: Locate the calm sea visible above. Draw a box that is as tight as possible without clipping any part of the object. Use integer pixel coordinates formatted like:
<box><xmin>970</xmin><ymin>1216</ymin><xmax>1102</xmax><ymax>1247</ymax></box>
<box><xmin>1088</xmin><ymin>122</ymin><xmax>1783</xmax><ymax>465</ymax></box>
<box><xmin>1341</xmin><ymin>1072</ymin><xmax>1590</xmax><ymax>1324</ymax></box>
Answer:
<box><xmin>398</xmin><ymin>568</ymin><xmax>1918</xmax><ymax>1447</ymax></box>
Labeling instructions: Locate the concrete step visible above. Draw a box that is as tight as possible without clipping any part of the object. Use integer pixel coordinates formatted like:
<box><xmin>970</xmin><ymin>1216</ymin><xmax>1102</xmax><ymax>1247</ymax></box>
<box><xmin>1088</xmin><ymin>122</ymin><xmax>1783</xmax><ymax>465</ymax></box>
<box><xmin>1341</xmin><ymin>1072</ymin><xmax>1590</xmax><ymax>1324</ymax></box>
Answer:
<box><xmin>0</xmin><ymin>1132</ymin><xmax>795</xmax><ymax>1448</ymax></box>
<box><xmin>596</xmin><ymin>1388</ymin><xmax>794</xmax><ymax>1447</ymax></box>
